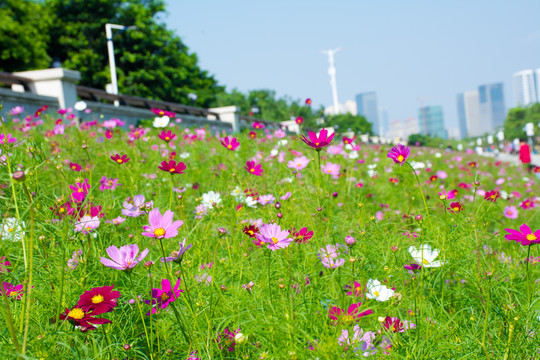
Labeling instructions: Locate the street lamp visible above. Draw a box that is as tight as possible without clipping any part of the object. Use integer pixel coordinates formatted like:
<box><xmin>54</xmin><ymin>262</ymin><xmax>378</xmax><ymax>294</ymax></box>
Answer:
<box><xmin>105</xmin><ymin>23</ymin><xmax>137</xmax><ymax>104</ymax></box>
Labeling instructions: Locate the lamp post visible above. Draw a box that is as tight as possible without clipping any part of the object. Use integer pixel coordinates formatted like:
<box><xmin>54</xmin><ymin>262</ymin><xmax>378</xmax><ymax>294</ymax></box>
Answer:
<box><xmin>105</xmin><ymin>23</ymin><xmax>136</xmax><ymax>104</ymax></box>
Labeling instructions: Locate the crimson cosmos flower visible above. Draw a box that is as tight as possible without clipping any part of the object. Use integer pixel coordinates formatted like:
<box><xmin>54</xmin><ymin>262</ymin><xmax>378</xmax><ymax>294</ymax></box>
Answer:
<box><xmin>248</xmin><ymin>131</ymin><xmax>257</xmax><ymax>139</ymax></box>
<box><xmin>484</xmin><ymin>190</ymin><xmax>500</xmax><ymax>202</ymax></box>
<box><xmin>448</xmin><ymin>202</ymin><xmax>463</xmax><ymax>213</ymax></box>
<box><xmin>295</xmin><ymin>116</ymin><xmax>303</xmax><ymax>125</ymax></box>
<box><xmin>343</xmin><ymin>136</ymin><xmax>355</xmax><ymax>144</ymax></box>
<box><xmin>158</xmin><ymin>130</ymin><xmax>176</xmax><ymax>143</ymax></box>
<box><xmin>69</xmin><ymin>162</ymin><xmax>82</xmax><ymax>171</ymax></box>
<box><xmin>58</xmin><ymin>307</ymin><xmax>112</xmax><ymax>332</ymax></box>
<box><xmin>158</xmin><ymin>160</ymin><xmax>186</xmax><ymax>175</ymax></box>
<box><xmin>301</xmin><ymin>129</ymin><xmax>335</xmax><ymax>150</ymax></box>
<box><xmin>305</xmin><ymin>98</ymin><xmax>312</xmax><ymax>105</ymax></box>
<box><xmin>77</xmin><ymin>285</ymin><xmax>120</xmax><ymax>314</ymax></box>
<box><xmin>292</xmin><ymin>227</ymin><xmax>314</xmax><ymax>244</ymax></box>
<box><xmin>110</xmin><ymin>154</ymin><xmax>130</xmax><ymax>164</ymax></box>
<box><xmin>245</xmin><ymin>161</ymin><xmax>263</xmax><ymax>176</ymax></box>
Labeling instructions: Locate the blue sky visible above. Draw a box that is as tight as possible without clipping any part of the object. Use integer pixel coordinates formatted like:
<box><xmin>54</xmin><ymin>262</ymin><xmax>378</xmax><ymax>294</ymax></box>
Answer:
<box><xmin>165</xmin><ymin>0</ymin><xmax>540</xmax><ymax>129</ymax></box>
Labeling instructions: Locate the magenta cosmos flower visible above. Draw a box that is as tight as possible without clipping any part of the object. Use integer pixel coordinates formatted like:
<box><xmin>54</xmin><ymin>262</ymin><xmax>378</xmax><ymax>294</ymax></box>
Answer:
<box><xmin>158</xmin><ymin>160</ymin><xmax>186</xmax><ymax>175</ymax></box>
<box><xmin>158</xmin><ymin>130</ymin><xmax>176</xmax><ymax>143</ymax></box>
<box><xmin>100</xmin><ymin>244</ymin><xmax>149</xmax><ymax>271</ymax></box>
<box><xmin>142</xmin><ymin>208</ymin><xmax>183</xmax><ymax>239</ymax></box>
<box><xmin>387</xmin><ymin>145</ymin><xmax>410</xmax><ymax>165</ymax></box>
<box><xmin>301</xmin><ymin>129</ymin><xmax>335</xmax><ymax>150</ymax></box>
<box><xmin>245</xmin><ymin>161</ymin><xmax>263</xmax><ymax>176</ymax></box>
<box><xmin>255</xmin><ymin>223</ymin><xmax>293</xmax><ymax>251</ymax></box>
<box><xmin>2</xmin><ymin>282</ymin><xmax>24</xmax><ymax>299</ymax></box>
<box><xmin>220</xmin><ymin>136</ymin><xmax>240</xmax><ymax>151</ymax></box>
<box><xmin>328</xmin><ymin>302</ymin><xmax>373</xmax><ymax>324</ymax></box>
<box><xmin>504</xmin><ymin>224</ymin><xmax>540</xmax><ymax>246</ymax></box>
<box><xmin>145</xmin><ymin>278</ymin><xmax>183</xmax><ymax>315</ymax></box>
<box><xmin>110</xmin><ymin>154</ymin><xmax>129</xmax><ymax>164</ymax></box>
<box><xmin>69</xmin><ymin>178</ymin><xmax>90</xmax><ymax>203</ymax></box>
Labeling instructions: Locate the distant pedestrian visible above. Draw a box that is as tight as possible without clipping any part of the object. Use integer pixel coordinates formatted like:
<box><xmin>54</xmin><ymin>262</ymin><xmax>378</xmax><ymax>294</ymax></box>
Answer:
<box><xmin>519</xmin><ymin>138</ymin><xmax>532</xmax><ymax>172</ymax></box>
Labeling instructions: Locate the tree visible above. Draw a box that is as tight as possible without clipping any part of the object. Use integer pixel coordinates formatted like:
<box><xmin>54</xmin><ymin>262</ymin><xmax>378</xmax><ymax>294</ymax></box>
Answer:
<box><xmin>503</xmin><ymin>104</ymin><xmax>540</xmax><ymax>140</ymax></box>
<box><xmin>323</xmin><ymin>113</ymin><xmax>372</xmax><ymax>134</ymax></box>
<box><xmin>0</xmin><ymin>0</ymin><xmax>52</xmax><ymax>72</ymax></box>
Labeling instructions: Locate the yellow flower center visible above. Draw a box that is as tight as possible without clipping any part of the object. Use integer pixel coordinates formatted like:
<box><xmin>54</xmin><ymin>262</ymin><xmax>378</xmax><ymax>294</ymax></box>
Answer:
<box><xmin>160</xmin><ymin>293</ymin><xmax>170</xmax><ymax>301</ymax></box>
<box><xmin>250</xmin><ymin>168</ymin><xmax>254</xmax><ymax>172</ymax></box>
<box><xmin>8</xmin><ymin>228</ymin><xmax>14</xmax><ymax>232</ymax></box>
<box><xmin>9</xmin><ymin>291</ymin><xmax>18</xmax><ymax>297</ymax></box>
<box><xmin>72</xmin><ymin>166</ymin><xmax>77</xmax><ymax>169</ymax></box>
<box><xmin>165</xmin><ymin>136</ymin><xmax>170</xmax><ymax>140</ymax></box>
<box><xmin>117</xmin><ymin>159</ymin><xmax>122</xmax><ymax>163</ymax></box>
<box><xmin>77</xmin><ymin>188</ymin><xmax>83</xmax><ymax>193</ymax></box>
<box><xmin>327</xmin><ymin>170</ymin><xmax>332</xmax><ymax>173</ymax></box>
<box><xmin>373</xmin><ymin>291</ymin><xmax>380</xmax><ymax>297</ymax></box>
<box><xmin>154</xmin><ymin>228</ymin><xmax>166</xmax><ymax>237</ymax></box>
<box><xmin>227</xmin><ymin>144</ymin><xmax>232</xmax><ymax>149</ymax></box>
<box><xmin>248</xmin><ymin>230</ymin><xmax>254</xmax><ymax>235</ymax></box>
<box><xmin>397</xmin><ymin>155</ymin><xmax>404</xmax><ymax>162</ymax></box>
<box><xmin>342</xmin><ymin>315</ymin><xmax>354</xmax><ymax>322</ymax></box>
<box><xmin>91</xmin><ymin>294</ymin><xmax>104</xmax><ymax>304</ymax></box>
<box><xmin>59</xmin><ymin>207</ymin><xmax>65</xmax><ymax>213</ymax></box>
<box><xmin>439</xmin><ymin>195</ymin><xmax>446</xmax><ymax>200</ymax></box>
<box><xmin>422</xmin><ymin>259</ymin><xmax>429</xmax><ymax>265</ymax></box>
<box><xmin>453</xmin><ymin>207</ymin><xmax>459</xmax><ymax>211</ymax></box>
<box><xmin>169</xmin><ymin>168</ymin><xmax>175</xmax><ymax>172</ymax></box>
<box><xmin>68</xmin><ymin>308</ymin><xmax>85</xmax><ymax>320</ymax></box>
<box><xmin>271</xmin><ymin>237</ymin><xmax>278</xmax><ymax>244</ymax></box>
<box><xmin>526</xmin><ymin>234</ymin><xmax>537</xmax><ymax>241</ymax></box>
<box><xmin>315</xmin><ymin>142</ymin><xmax>320</xmax><ymax>146</ymax></box>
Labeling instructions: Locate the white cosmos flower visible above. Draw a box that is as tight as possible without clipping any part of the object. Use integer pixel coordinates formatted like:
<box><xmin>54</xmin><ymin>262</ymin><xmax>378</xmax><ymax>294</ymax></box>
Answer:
<box><xmin>367</xmin><ymin>170</ymin><xmax>377</xmax><ymax>178</ymax></box>
<box><xmin>230</xmin><ymin>186</ymin><xmax>244</xmax><ymax>199</ymax></box>
<box><xmin>410</xmin><ymin>161</ymin><xmax>426</xmax><ymax>170</ymax></box>
<box><xmin>270</xmin><ymin>149</ymin><xmax>279</xmax><ymax>157</ymax></box>
<box><xmin>278</xmin><ymin>140</ymin><xmax>288</xmax><ymax>147</ymax></box>
<box><xmin>366</xmin><ymin>279</ymin><xmax>394</xmax><ymax>302</ymax></box>
<box><xmin>435</xmin><ymin>152</ymin><xmax>442</xmax><ymax>158</ymax></box>
<box><xmin>409</xmin><ymin>244</ymin><xmax>444</xmax><ymax>268</ymax></box>
<box><xmin>500</xmin><ymin>190</ymin><xmax>509</xmax><ymax>200</ymax></box>
<box><xmin>74</xmin><ymin>101</ymin><xmax>87</xmax><ymax>111</ymax></box>
<box><xmin>349</xmin><ymin>151</ymin><xmax>359</xmax><ymax>159</ymax></box>
<box><xmin>344</xmin><ymin>143</ymin><xmax>353</xmax><ymax>150</ymax></box>
<box><xmin>179</xmin><ymin>152</ymin><xmax>190</xmax><ymax>159</ymax></box>
<box><xmin>245</xmin><ymin>196</ymin><xmax>258</xmax><ymax>208</ymax></box>
<box><xmin>153</xmin><ymin>116</ymin><xmax>170</xmax><ymax>128</ymax></box>
<box><xmin>2</xmin><ymin>217</ymin><xmax>25</xmax><ymax>242</ymax></box>
<box><xmin>201</xmin><ymin>191</ymin><xmax>222</xmax><ymax>209</ymax></box>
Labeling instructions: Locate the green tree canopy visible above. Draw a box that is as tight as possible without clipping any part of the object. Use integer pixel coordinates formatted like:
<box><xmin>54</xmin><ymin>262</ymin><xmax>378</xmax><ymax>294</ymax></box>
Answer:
<box><xmin>0</xmin><ymin>0</ymin><xmax>52</xmax><ymax>72</ymax></box>
<box><xmin>503</xmin><ymin>104</ymin><xmax>540</xmax><ymax>140</ymax></box>
<box><xmin>323</xmin><ymin>113</ymin><xmax>373</xmax><ymax>134</ymax></box>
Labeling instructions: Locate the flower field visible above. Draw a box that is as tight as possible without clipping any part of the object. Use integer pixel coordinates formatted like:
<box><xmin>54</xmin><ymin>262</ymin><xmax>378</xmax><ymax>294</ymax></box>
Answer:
<box><xmin>1</xmin><ymin>104</ymin><xmax>540</xmax><ymax>359</ymax></box>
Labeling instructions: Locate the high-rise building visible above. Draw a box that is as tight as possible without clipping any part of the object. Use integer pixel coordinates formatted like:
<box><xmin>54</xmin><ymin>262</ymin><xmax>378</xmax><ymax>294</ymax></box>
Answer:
<box><xmin>457</xmin><ymin>91</ymin><xmax>482</xmax><ymax>138</ymax></box>
<box><xmin>417</xmin><ymin>105</ymin><xmax>447</xmax><ymax>139</ymax></box>
<box><xmin>478</xmin><ymin>83</ymin><xmax>506</xmax><ymax>132</ymax></box>
<box><xmin>513</xmin><ymin>69</ymin><xmax>539</xmax><ymax>106</ymax></box>
<box><xmin>356</xmin><ymin>92</ymin><xmax>380</xmax><ymax>135</ymax></box>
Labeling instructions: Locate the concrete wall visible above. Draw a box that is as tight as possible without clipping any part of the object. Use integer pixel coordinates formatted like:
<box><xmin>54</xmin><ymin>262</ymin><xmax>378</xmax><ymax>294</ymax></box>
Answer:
<box><xmin>0</xmin><ymin>87</ymin><xmax>60</xmax><ymax>117</ymax></box>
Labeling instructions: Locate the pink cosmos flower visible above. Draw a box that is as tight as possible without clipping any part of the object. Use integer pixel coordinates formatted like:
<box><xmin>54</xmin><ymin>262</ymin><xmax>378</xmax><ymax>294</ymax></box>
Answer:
<box><xmin>161</xmin><ymin>238</ymin><xmax>192</xmax><ymax>263</ymax></box>
<box><xmin>0</xmin><ymin>256</ymin><xmax>11</xmax><ymax>273</ymax></box>
<box><xmin>255</xmin><ymin>223</ymin><xmax>293</xmax><ymax>251</ymax></box>
<box><xmin>287</xmin><ymin>156</ymin><xmax>310</xmax><ymax>171</ymax></box>
<box><xmin>280</xmin><ymin>192</ymin><xmax>291</xmax><ymax>200</ymax></box>
<box><xmin>338</xmin><ymin>325</ymin><xmax>377</xmax><ymax>357</ymax></box>
<box><xmin>145</xmin><ymin>278</ymin><xmax>183</xmax><ymax>315</ymax></box>
<box><xmin>504</xmin><ymin>224</ymin><xmax>540</xmax><ymax>246</ymax></box>
<box><xmin>105</xmin><ymin>216</ymin><xmax>126</xmax><ymax>225</ymax></box>
<box><xmin>257</xmin><ymin>194</ymin><xmax>275</xmax><ymax>205</ymax></box>
<box><xmin>503</xmin><ymin>206</ymin><xmax>519</xmax><ymax>219</ymax></box>
<box><xmin>2</xmin><ymin>282</ymin><xmax>24</xmax><ymax>299</ymax></box>
<box><xmin>69</xmin><ymin>162</ymin><xmax>82</xmax><ymax>172</ymax></box>
<box><xmin>121</xmin><ymin>194</ymin><xmax>152</xmax><ymax>217</ymax></box>
<box><xmin>69</xmin><ymin>179</ymin><xmax>90</xmax><ymax>203</ymax></box>
<box><xmin>382</xmin><ymin>316</ymin><xmax>416</xmax><ymax>333</ymax></box>
<box><xmin>520</xmin><ymin>198</ymin><xmax>535</xmax><ymax>210</ymax></box>
<box><xmin>301</xmin><ymin>129</ymin><xmax>335</xmax><ymax>150</ymax></box>
<box><xmin>321</xmin><ymin>162</ymin><xmax>340</xmax><ymax>176</ymax></box>
<box><xmin>8</xmin><ymin>106</ymin><xmax>24</xmax><ymax>116</ymax></box>
<box><xmin>245</xmin><ymin>161</ymin><xmax>263</xmax><ymax>176</ymax></box>
<box><xmin>99</xmin><ymin>176</ymin><xmax>122</xmax><ymax>191</ymax></box>
<box><xmin>438</xmin><ymin>188</ymin><xmax>457</xmax><ymax>200</ymax></box>
<box><xmin>0</xmin><ymin>133</ymin><xmax>17</xmax><ymax>145</ymax></box>
<box><xmin>318</xmin><ymin>244</ymin><xmax>346</xmax><ymax>268</ymax></box>
<box><xmin>74</xmin><ymin>215</ymin><xmax>100</xmax><ymax>234</ymax></box>
<box><xmin>387</xmin><ymin>145</ymin><xmax>410</xmax><ymax>165</ymax></box>
<box><xmin>220</xmin><ymin>136</ymin><xmax>240</xmax><ymax>151</ymax></box>
<box><xmin>142</xmin><ymin>208</ymin><xmax>183</xmax><ymax>239</ymax></box>
<box><xmin>328</xmin><ymin>302</ymin><xmax>373</xmax><ymax>324</ymax></box>
<box><xmin>436</xmin><ymin>170</ymin><xmax>448</xmax><ymax>179</ymax></box>
<box><xmin>100</xmin><ymin>244</ymin><xmax>149</xmax><ymax>271</ymax></box>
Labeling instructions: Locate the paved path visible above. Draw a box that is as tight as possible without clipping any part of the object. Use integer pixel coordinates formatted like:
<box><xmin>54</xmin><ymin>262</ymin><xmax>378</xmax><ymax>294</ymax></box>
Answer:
<box><xmin>480</xmin><ymin>152</ymin><xmax>540</xmax><ymax>167</ymax></box>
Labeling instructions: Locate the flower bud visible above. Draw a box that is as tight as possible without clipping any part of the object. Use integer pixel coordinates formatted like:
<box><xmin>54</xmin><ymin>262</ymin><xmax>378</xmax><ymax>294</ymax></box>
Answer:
<box><xmin>415</xmin><ymin>214</ymin><xmax>423</xmax><ymax>222</ymax></box>
<box><xmin>332</xmin><ymin>192</ymin><xmax>338</xmax><ymax>198</ymax></box>
<box><xmin>473</xmin><ymin>181</ymin><xmax>480</xmax><ymax>187</ymax></box>
<box><xmin>316</xmin><ymin>207</ymin><xmax>323</xmax><ymax>212</ymax></box>
<box><xmin>344</xmin><ymin>236</ymin><xmax>356</xmax><ymax>246</ymax></box>
<box><xmin>123</xmin><ymin>344</ymin><xmax>131</xmax><ymax>351</ymax></box>
<box><xmin>144</xmin><ymin>261</ymin><xmax>154</xmax><ymax>268</ymax></box>
<box><xmin>234</xmin><ymin>333</ymin><xmax>247</xmax><ymax>345</ymax></box>
<box><xmin>276</xmin><ymin>212</ymin><xmax>283</xmax><ymax>219</ymax></box>
<box><xmin>218</xmin><ymin>227</ymin><xmax>227</xmax><ymax>236</ymax></box>
<box><xmin>391</xmin><ymin>246</ymin><xmax>399</xmax><ymax>252</ymax></box>
<box><xmin>275</xmin><ymin>202</ymin><xmax>281</xmax><ymax>209</ymax></box>
<box><xmin>220</xmin><ymin>285</ymin><xmax>227</xmax><ymax>291</ymax></box>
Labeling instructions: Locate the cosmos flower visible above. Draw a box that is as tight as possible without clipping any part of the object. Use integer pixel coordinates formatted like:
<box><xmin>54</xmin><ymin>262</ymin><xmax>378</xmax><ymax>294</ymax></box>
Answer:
<box><xmin>121</xmin><ymin>194</ymin><xmax>152</xmax><ymax>217</ymax></box>
<box><xmin>292</xmin><ymin>227</ymin><xmax>313</xmax><ymax>244</ymax></box>
<box><xmin>153</xmin><ymin>116</ymin><xmax>170</xmax><ymax>128</ymax></box>
<box><xmin>99</xmin><ymin>176</ymin><xmax>122</xmax><ymax>191</ymax></box>
<box><xmin>438</xmin><ymin>188</ymin><xmax>457</xmax><ymax>200</ymax></box>
<box><xmin>245</xmin><ymin>161</ymin><xmax>263</xmax><ymax>176</ymax></box>
<box><xmin>110</xmin><ymin>154</ymin><xmax>130</xmax><ymax>165</ymax></box>
<box><xmin>2</xmin><ymin>282</ymin><xmax>24</xmax><ymax>299</ymax></box>
<box><xmin>447</xmin><ymin>202</ymin><xmax>463</xmax><ymax>213</ymax></box>
<box><xmin>77</xmin><ymin>285</ymin><xmax>121</xmax><ymax>314</ymax></box>
<box><xmin>158</xmin><ymin>130</ymin><xmax>176</xmax><ymax>143</ymax></box>
<box><xmin>301</xmin><ymin>129</ymin><xmax>335</xmax><ymax>150</ymax></box>
<box><xmin>484</xmin><ymin>190</ymin><xmax>500</xmax><ymax>202</ymax></box>
<box><xmin>409</xmin><ymin>244</ymin><xmax>444</xmax><ymax>268</ymax></box>
<box><xmin>338</xmin><ymin>325</ymin><xmax>377</xmax><ymax>357</ymax></box>
<box><xmin>158</xmin><ymin>160</ymin><xmax>186</xmax><ymax>175</ymax></box>
<box><xmin>366</xmin><ymin>279</ymin><xmax>394</xmax><ymax>301</ymax></box>
<box><xmin>194</xmin><ymin>204</ymin><xmax>208</xmax><ymax>219</ymax></box>
<box><xmin>382</xmin><ymin>316</ymin><xmax>416</xmax><ymax>333</ymax></box>
<box><xmin>329</xmin><ymin>302</ymin><xmax>373</xmax><ymax>325</ymax></box>
<box><xmin>295</xmin><ymin>116</ymin><xmax>303</xmax><ymax>125</ymax></box>
<box><xmin>142</xmin><ymin>208</ymin><xmax>183</xmax><ymax>239</ymax></box>
<box><xmin>287</xmin><ymin>156</ymin><xmax>310</xmax><ymax>171</ymax></box>
<box><xmin>520</xmin><ymin>198</ymin><xmax>535</xmax><ymax>210</ymax></box>
<box><xmin>0</xmin><ymin>256</ymin><xmax>11</xmax><ymax>273</ymax></box>
<box><xmin>1</xmin><ymin>218</ymin><xmax>25</xmax><ymax>242</ymax></box>
<box><xmin>100</xmin><ymin>244</ymin><xmax>149</xmax><ymax>271</ymax></box>
<box><xmin>161</xmin><ymin>238</ymin><xmax>192</xmax><ymax>263</ymax></box>
<box><xmin>318</xmin><ymin>244</ymin><xmax>346</xmax><ymax>269</ymax></box>
<box><xmin>255</xmin><ymin>223</ymin><xmax>293</xmax><ymax>251</ymax></box>
<box><xmin>201</xmin><ymin>191</ymin><xmax>222</xmax><ymax>209</ymax></box>
<box><xmin>0</xmin><ymin>133</ymin><xmax>17</xmax><ymax>145</ymax></box>
<box><xmin>321</xmin><ymin>162</ymin><xmax>340</xmax><ymax>176</ymax></box>
<box><xmin>216</xmin><ymin>327</ymin><xmax>242</xmax><ymax>352</ymax></box>
<box><xmin>387</xmin><ymin>145</ymin><xmax>410</xmax><ymax>165</ymax></box>
<box><xmin>69</xmin><ymin>162</ymin><xmax>82</xmax><ymax>171</ymax></box>
<box><xmin>220</xmin><ymin>136</ymin><xmax>240</xmax><ymax>151</ymax></box>
<box><xmin>503</xmin><ymin>206</ymin><xmax>519</xmax><ymax>219</ymax></box>
<box><xmin>504</xmin><ymin>224</ymin><xmax>540</xmax><ymax>246</ymax></box>
<box><xmin>58</xmin><ymin>306</ymin><xmax>112</xmax><ymax>332</ymax></box>
<box><xmin>145</xmin><ymin>278</ymin><xmax>183</xmax><ymax>315</ymax></box>
<box><xmin>69</xmin><ymin>178</ymin><xmax>90</xmax><ymax>203</ymax></box>
<box><xmin>74</xmin><ymin>215</ymin><xmax>100</xmax><ymax>234</ymax></box>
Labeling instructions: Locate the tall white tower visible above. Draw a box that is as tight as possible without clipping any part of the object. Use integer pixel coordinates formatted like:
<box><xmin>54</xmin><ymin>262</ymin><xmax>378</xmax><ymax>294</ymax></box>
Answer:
<box><xmin>322</xmin><ymin>48</ymin><xmax>341</xmax><ymax>115</ymax></box>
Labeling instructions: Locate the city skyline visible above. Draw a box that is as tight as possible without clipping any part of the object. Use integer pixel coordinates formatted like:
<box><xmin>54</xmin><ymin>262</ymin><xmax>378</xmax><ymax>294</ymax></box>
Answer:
<box><xmin>167</xmin><ymin>0</ymin><xmax>540</xmax><ymax>132</ymax></box>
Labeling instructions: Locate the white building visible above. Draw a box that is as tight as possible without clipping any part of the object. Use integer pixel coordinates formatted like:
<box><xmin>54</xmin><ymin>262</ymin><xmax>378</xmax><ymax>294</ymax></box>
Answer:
<box><xmin>513</xmin><ymin>69</ymin><xmax>539</xmax><ymax>107</ymax></box>
<box><xmin>385</xmin><ymin>117</ymin><xmax>419</xmax><ymax>142</ymax></box>
<box><xmin>324</xmin><ymin>100</ymin><xmax>357</xmax><ymax>115</ymax></box>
